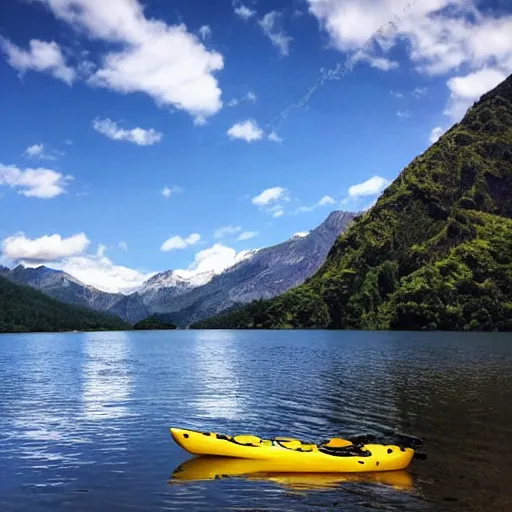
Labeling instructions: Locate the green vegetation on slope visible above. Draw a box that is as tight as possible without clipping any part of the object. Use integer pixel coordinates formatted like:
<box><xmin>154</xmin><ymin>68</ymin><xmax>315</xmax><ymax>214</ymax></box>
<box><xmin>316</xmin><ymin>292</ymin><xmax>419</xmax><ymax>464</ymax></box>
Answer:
<box><xmin>193</xmin><ymin>73</ymin><xmax>512</xmax><ymax>332</ymax></box>
<box><xmin>133</xmin><ymin>314</ymin><xmax>177</xmax><ymax>330</ymax></box>
<box><xmin>0</xmin><ymin>276</ymin><xmax>130</xmax><ymax>333</ymax></box>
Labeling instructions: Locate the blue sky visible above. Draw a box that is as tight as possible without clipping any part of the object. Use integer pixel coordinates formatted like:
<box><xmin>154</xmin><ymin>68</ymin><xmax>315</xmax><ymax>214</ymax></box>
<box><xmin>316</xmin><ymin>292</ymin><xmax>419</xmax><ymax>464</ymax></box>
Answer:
<box><xmin>1</xmin><ymin>0</ymin><xmax>511</xmax><ymax>292</ymax></box>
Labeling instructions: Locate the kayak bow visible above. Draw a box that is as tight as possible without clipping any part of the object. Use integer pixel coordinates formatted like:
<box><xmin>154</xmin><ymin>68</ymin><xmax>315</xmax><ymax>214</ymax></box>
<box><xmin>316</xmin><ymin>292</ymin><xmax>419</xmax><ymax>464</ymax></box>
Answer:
<box><xmin>169</xmin><ymin>427</ymin><xmax>418</xmax><ymax>473</ymax></box>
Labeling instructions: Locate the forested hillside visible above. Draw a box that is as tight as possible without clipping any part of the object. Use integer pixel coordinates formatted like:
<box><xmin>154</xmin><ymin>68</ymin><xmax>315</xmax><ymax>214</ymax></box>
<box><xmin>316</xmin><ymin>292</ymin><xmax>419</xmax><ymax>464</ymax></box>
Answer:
<box><xmin>193</xmin><ymin>73</ymin><xmax>512</xmax><ymax>332</ymax></box>
<box><xmin>0</xmin><ymin>276</ymin><xmax>130</xmax><ymax>333</ymax></box>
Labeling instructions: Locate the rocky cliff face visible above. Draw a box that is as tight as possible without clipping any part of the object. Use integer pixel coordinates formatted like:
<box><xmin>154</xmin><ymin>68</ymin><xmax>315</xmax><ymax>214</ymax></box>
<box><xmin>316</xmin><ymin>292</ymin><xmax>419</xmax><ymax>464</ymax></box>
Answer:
<box><xmin>138</xmin><ymin>210</ymin><xmax>355</xmax><ymax>325</ymax></box>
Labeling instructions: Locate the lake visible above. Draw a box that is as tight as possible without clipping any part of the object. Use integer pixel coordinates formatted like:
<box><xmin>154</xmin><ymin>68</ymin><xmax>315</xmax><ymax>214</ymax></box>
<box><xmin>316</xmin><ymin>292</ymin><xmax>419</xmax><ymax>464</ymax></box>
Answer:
<box><xmin>0</xmin><ymin>330</ymin><xmax>511</xmax><ymax>512</ymax></box>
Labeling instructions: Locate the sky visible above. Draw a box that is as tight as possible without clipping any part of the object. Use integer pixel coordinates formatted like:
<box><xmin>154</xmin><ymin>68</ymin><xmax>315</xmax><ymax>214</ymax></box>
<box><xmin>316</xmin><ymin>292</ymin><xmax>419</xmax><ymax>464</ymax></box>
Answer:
<box><xmin>1</xmin><ymin>0</ymin><xmax>511</xmax><ymax>293</ymax></box>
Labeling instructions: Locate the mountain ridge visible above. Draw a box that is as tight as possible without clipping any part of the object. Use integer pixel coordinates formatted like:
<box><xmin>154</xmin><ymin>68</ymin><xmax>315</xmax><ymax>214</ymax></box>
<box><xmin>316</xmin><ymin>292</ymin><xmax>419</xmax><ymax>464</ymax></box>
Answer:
<box><xmin>0</xmin><ymin>275</ymin><xmax>130</xmax><ymax>333</ymax></box>
<box><xmin>192</xmin><ymin>72</ymin><xmax>512</xmax><ymax>331</ymax></box>
<box><xmin>1</xmin><ymin>210</ymin><xmax>356</xmax><ymax>325</ymax></box>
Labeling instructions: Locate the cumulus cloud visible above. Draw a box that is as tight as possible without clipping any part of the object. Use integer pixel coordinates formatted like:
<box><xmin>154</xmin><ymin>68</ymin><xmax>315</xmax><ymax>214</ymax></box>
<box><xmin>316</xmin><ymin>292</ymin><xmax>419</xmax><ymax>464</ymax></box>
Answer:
<box><xmin>0</xmin><ymin>163</ymin><xmax>72</xmax><ymax>198</ymax></box>
<box><xmin>31</xmin><ymin>0</ymin><xmax>225</xmax><ymax>119</ymax></box>
<box><xmin>160</xmin><ymin>233</ymin><xmax>201</xmax><ymax>252</ymax></box>
<box><xmin>429</xmin><ymin>126</ymin><xmax>445</xmax><ymax>144</ymax></box>
<box><xmin>214</xmin><ymin>225</ymin><xmax>242</xmax><ymax>239</ymax></box>
<box><xmin>444</xmin><ymin>68</ymin><xmax>508</xmax><ymax>121</ymax></box>
<box><xmin>227</xmin><ymin>119</ymin><xmax>264</xmax><ymax>142</ymax></box>
<box><xmin>54</xmin><ymin>253</ymin><xmax>153</xmax><ymax>293</ymax></box>
<box><xmin>161</xmin><ymin>185</ymin><xmax>182</xmax><ymax>198</ymax></box>
<box><xmin>305</xmin><ymin>1</ymin><xmax>512</xmax><ymax>122</ymax></box>
<box><xmin>348</xmin><ymin>176</ymin><xmax>390</xmax><ymax>200</ymax></box>
<box><xmin>259</xmin><ymin>11</ymin><xmax>292</xmax><ymax>56</ymax></box>
<box><xmin>1</xmin><ymin>38</ymin><xmax>76</xmax><ymax>84</ymax></box>
<box><xmin>25</xmin><ymin>144</ymin><xmax>44</xmax><ymax>158</ymax></box>
<box><xmin>1</xmin><ymin>232</ymin><xmax>89</xmax><ymax>262</ymax></box>
<box><xmin>1</xmin><ymin>232</ymin><xmax>152</xmax><ymax>293</ymax></box>
<box><xmin>252</xmin><ymin>186</ymin><xmax>289</xmax><ymax>206</ymax></box>
<box><xmin>237</xmin><ymin>231</ymin><xmax>258</xmax><ymax>241</ymax></box>
<box><xmin>92</xmin><ymin>118</ymin><xmax>162</xmax><ymax>146</ymax></box>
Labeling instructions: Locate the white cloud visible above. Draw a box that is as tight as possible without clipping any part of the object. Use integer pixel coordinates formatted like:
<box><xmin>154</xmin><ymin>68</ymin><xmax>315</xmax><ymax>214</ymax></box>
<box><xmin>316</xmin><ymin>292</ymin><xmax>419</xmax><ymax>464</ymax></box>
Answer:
<box><xmin>237</xmin><ymin>231</ymin><xmax>258</xmax><ymax>241</ymax></box>
<box><xmin>444</xmin><ymin>68</ymin><xmax>508</xmax><ymax>121</ymax></box>
<box><xmin>246</xmin><ymin>91</ymin><xmax>257</xmax><ymax>102</ymax></box>
<box><xmin>92</xmin><ymin>118</ymin><xmax>162</xmax><ymax>146</ymax></box>
<box><xmin>24</xmin><ymin>143</ymin><xmax>62</xmax><ymax>161</ymax></box>
<box><xmin>293</xmin><ymin>232</ymin><xmax>309</xmax><ymax>238</ymax></box>
<box><xmin>429</xmin><ymin>126</ymin><xmax>445</xmax><ymax>144</ymax></box>
<box><xmin>118</xmin><ymin>241</ymin><xmax>128</xmax><ymax>251</ymax></box>
<box><xmin>1</xmin><ymin>232</ymin><xmax>151</xmax><ymax>293</ymax></box>
<box><xmin>161</xmin><ymin>185</ymin><xmax>182</xmax><ymax>198</ymax></box>
<box><xmin>268</xmin><ymin>131</ymin><xmax>283</xmax><ymax>143</ymax></box>
<box><xmin>234</xmin><ymin>4</ymin><xmax>256</xmax><ymax>20</ymax></box>
<box><xmin>295</xmin><ymin>194</ymin><xmax>336</xmax><ymax>213</ymax></box>
<box><xmin>305</xmin><ymin>1</ymin><xmax>512</xmax><ymax>121</ymax></box>
<box><xmin>273</xmin><ymin>210</ymin><xmax>285</xmax><ymax>218</ymax></box>
<box><xmin>397</xmin><ymin>110</ymin><xmax>411</xmax><ymax>118</ymax></box>
<box><xmin>51</xmin><ymin>252</ymin><xmax>153</xmax><ymax>293</ymax></box>
<box><xmin>391</xmin><ymin>91</ymin><xmax>403</xmax><ymax>98</ymax></box>
<box><xmin>0</xmin><ymin>163</ymin><xmax>72</xmax><ymax>199</ymax></box>
<box><xmin>187</xmin><ymin>243</ymin><xmax>240</xmax><ymax>274</ymax></box>
<box><xmin>214</xmin><ymin>225</ymin><xmax>242</xmax><ymax>239</ymax></box>
<box><xmin>198</xmin><ymin>25</ymin><xmax>212</xmax><ymax>40</ymax></box>
<box><xmin>319</xmin><ymin>195</ymin><xmax>336</xmax><ymax>206</ymax></box>
<box><xmin>1</xmin><ymin>232</ymin><xmax>89</xmax><ymax>262</ymax></box>
<box><xmin>252</xmin><ymin>186</ymin><xmax>288</xmax><ymax>206</ymax></box>
<box><xmin>227</xmin><ymin>119</ymin><xmax>264</xmax><ymax>142</ymax></box>
<box><xmin>1</xmin><ymin>38</ymin><xmax>76</xmax><ymax>84</ymax></box>
<box><xmin>37</xmin><ymin>0</ymin><xmax>225</xmax><ymax>119</ymax></box>
<box><xmin>259</xmin><ymin>11</ymin><xmax>292</xmax><ymax>56</ymax></box>
<box><xmin>348</xmin><ymin>175</ymin><xmax>389</xmax><ymax>200</ymax></box>
<box><xmin>25</xmin><ymin>144</ymin><xmax>44</xmax><ymax>158</ymax></box>
<box><xmin>351</xmin><ymin>50</ymin><xmax>399</xmax><ymax>71</ymax></box>
<box><xmin>160</xmin><ymin>233</ymin><xmax>201</xmax><ymax>252</ymax></box>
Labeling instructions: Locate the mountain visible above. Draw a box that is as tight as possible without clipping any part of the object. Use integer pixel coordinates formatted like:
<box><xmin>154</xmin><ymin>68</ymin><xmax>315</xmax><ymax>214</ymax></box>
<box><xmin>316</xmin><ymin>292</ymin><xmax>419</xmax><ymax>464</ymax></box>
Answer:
<box><xmin>192</xmin><ymin>73</ymin><xmax>512</xmax><ymax>331</ymax></box>
<box><xmin>0</xmin><ymin>211</ymin><xmax>355</xmax><ymax>325</ymax></box>
<box><xmin>0</xmin><ymin>275</ymin><xmax>130</xmax><ymax>333</ymax></box>
<box><xmin>130</xmin><ymin>210</ymin><xmax>355</xmax><ymax>325</ymax></box>
<box><xmin>1</xmin><ymin>263</ymin><xmax>148</xmax><ymax>318</ymax></box>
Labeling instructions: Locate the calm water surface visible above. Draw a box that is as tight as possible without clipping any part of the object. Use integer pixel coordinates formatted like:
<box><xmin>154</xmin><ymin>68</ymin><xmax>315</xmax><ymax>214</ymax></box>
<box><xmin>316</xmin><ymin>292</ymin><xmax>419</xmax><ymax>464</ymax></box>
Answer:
<box><xmin>1</xmin><ymin>330</ymin><xmax>511</xmax><ymax>511</ymax></box>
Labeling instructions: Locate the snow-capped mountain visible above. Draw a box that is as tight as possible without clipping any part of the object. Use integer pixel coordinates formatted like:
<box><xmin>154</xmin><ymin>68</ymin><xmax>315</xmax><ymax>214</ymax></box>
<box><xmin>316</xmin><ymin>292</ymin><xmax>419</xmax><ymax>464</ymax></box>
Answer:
<box><xmin>1</xmin><ymin>211</ymin><xmax>355</xmax><ymax>324</ymax></box>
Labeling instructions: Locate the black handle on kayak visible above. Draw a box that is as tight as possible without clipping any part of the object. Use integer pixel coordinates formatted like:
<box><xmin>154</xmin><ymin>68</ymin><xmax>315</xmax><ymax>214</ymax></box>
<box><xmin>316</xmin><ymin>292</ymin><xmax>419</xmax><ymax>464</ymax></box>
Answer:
<box><xmin>344</xmin><ymin>431</ymin><xmax>424</xmax><ymax>448</ymax></box>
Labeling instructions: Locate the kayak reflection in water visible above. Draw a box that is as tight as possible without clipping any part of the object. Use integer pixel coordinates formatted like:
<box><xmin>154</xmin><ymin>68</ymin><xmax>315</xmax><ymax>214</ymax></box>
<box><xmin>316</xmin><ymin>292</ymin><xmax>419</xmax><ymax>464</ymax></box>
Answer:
<box><xmin>168</xmin><ymin>455</ymin><xmax>415</xmax><ymax>492</ymax></box>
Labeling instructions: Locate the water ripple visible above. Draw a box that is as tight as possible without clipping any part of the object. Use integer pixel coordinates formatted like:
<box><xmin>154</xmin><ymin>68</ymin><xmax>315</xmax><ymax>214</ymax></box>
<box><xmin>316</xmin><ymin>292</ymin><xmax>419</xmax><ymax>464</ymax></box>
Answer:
<box><xmin>1</xmin><ymin>330</ymin><xmax>512</xmax><ymax>511</ymax></box>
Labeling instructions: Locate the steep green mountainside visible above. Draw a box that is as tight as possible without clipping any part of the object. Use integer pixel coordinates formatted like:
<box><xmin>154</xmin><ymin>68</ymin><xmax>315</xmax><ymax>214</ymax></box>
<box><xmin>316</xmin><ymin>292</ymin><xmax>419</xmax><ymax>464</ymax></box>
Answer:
<box><xmin>0</xmin><ymin>276</ymin><xmax>130</xmax><ymax>333</ymax></box>
<box><xmin>193</xmin><ymin>73</ymin><xmax>512</xmax><ymax>331</ymax></box>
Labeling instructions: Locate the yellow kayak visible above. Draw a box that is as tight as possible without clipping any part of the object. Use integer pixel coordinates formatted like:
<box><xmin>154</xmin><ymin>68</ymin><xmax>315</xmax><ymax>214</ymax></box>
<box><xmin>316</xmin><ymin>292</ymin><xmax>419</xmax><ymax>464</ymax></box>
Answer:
<box><xmin>170</xmin><ymin>427</ymin><xmax>419</xmax><ymax>473</ymax></box>
<box><xmin>170</xmin><ymin>455</ymin><xmax>414</xmax><ymax>491</ymax></box>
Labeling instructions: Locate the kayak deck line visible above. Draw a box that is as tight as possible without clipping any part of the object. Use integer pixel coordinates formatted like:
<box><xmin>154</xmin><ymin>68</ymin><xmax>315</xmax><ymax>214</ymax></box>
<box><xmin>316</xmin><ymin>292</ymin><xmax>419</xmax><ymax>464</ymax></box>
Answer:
<box><xmin>169</xmin><ymin>427</ymin><xmax>424</xmax><ymax>473</ymax></box>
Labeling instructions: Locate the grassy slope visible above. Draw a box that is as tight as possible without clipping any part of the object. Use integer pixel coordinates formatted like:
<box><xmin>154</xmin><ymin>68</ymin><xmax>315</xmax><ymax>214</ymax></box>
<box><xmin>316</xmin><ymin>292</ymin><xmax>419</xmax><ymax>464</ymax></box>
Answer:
<box><xmin>193</xmin><ymin>73</ymin><xmax>512</xmax><ymax>331</ymax></box>
<box><xmin>0</xmin><ymin>276</ymin><xmax>131</xmax><ymax>333</ymax></box>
